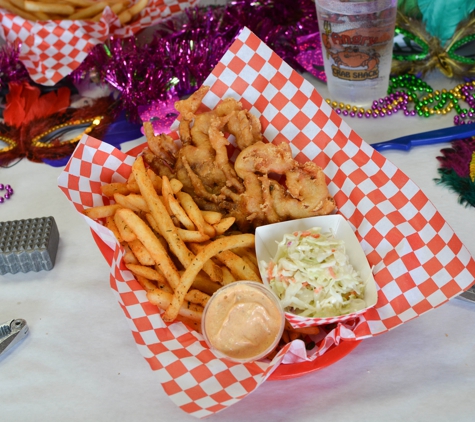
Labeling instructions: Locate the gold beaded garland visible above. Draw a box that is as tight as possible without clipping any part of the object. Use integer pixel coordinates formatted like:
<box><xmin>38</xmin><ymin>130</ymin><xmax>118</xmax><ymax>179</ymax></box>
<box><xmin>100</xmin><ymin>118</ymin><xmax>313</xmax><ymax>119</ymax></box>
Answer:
<box><xmin>0</xmin><ymin>136</ymin><xmax>17</xmax><ymax>154</ymax></box>
<box><xmin>325</xmin><ymin>78</ymin><xmax>475</xmax><ymax>122</ymax></box>
<box><xmin>31</xmin><ymin>116</ymin><xmax>104</xmax><ymax>148</ymax></box>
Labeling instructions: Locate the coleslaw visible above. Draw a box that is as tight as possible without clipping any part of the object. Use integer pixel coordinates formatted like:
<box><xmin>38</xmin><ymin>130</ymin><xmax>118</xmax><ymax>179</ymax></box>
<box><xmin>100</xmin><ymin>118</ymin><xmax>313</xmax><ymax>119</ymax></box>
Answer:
<box><xmin>263</xmin><ymin>227</ymin><xmax>366</xmax><ymax>318</ymax></box>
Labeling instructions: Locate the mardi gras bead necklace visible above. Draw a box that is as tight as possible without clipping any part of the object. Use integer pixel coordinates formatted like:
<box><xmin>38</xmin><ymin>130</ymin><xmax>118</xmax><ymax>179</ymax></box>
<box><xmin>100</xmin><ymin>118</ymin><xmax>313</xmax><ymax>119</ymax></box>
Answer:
<box><xmin>326</xmin><ymin>75</ymin><xmax>475</xmax><ymax>124</ymax></box>
<box><xmin>0</xmin><ymin>184</ymin><xmax>13</xmax><ymax>204</ymax></box>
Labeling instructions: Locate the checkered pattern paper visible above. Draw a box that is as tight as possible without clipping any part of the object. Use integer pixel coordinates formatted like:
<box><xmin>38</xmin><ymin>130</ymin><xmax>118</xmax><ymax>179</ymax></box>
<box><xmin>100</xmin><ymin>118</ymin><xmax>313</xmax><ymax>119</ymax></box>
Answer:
<box><xmin>0</xmin><ymin>0</ymin><xmax>198</xmax><ymax>86</ymax></box>
<box><xmin>58</xmin><ymin>28</ymin><xmax>475</xmax><ymax>417</ymax></box>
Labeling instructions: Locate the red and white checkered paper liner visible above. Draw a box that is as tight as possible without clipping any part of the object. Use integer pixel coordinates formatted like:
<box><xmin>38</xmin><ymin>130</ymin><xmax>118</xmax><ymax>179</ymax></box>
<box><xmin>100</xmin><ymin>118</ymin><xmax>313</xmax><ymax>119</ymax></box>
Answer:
<box><xmin>58</xmin><ymin>28</ymin><xmax>475</xmax><ymax>417</ymax></box>
<box><xmin>0</xmin><ymin>0</ymin><xmax>198</xmax><ymax>86</ymax></box>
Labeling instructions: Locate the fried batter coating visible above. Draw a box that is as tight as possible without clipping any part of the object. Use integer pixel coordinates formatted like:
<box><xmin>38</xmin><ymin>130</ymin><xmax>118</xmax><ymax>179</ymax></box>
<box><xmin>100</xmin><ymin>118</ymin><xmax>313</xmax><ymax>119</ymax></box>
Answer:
<box><xmin>142</xmin><ymin>86</ymin><xmax>336</xmax><ymax>232</ymax></box>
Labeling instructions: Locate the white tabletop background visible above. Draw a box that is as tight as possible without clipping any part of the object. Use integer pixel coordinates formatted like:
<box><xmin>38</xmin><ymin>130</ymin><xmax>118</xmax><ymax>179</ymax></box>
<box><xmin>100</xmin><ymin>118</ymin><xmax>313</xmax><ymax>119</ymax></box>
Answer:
<box><xmin>1</xmin><ymin>56</ymin><xmax>475</xmax><ymax>422</ymax></box>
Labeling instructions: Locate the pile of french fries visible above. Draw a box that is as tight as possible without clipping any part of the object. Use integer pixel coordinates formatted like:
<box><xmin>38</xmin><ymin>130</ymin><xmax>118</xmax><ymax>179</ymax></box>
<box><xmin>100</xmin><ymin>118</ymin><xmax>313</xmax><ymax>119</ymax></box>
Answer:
<box><xmin>84</xmin><ymin>152</ymin><xmax>320</xmax><ymax>358</ymax></box>
<box><xmin>84</xmin><ymin>154</ymin><xmax>261</xmax><ymax>331</ymax></box>
<box><xmin>0</xmin><ymin>0</ymin><xmax>148</xmax><ymax>23</ymax></box>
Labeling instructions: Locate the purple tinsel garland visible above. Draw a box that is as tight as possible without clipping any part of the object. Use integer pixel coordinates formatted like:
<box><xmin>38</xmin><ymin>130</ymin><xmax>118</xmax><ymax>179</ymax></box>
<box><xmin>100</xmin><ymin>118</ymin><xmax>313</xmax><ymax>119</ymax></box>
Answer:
<box><xmin>0</xmin><ymin>1</ymin><xmax>320</xmax><ymax>121</ymax></box>
<box><xmin>0</xmin><ymin>43</ymin><xmax>30</xmax><ymax>94</ymax></box>
<box><xmin>69</xmin><ymin>0</ymin><xmax>320</xmax><ymax>121</ymax></box>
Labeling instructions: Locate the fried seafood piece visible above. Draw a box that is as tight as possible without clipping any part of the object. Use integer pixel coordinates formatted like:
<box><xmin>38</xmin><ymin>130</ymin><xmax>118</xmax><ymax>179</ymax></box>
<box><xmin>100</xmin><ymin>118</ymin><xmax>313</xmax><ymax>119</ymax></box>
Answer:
<box><xmin>174</xmin><ymin>111</ymin><xmax>230</xmax><ymax>203</ymax></box>
<box><xmin>261</xmin><ymin>164</ymin><xmax>336</xmax><ymax>221</ymax></box>
<box><xmin>175</xmin><ymin>85</ymin><xmax>210</xmax><ymax>145</ymax></box>
<box><xmin>208</xmin><ymin>115</ymin><xmax>244</xmax><ymax>193</ymax></box>
<box><xmin>231</xmin><ymin>141</ymin><xmax>336</xmax><ymax>226</ymax></box>
<box><xmin>232</xmin><ymin>141</ymin><xmax>295</xmax><ymax>226</ymax></box>
<box><xmin>225</xmin><ymin>109</ymin><xmax>263</xmax><ymax>150</ymax></box>
<box><xmin>143</xmin><ymin>122</ymin><xmax>178</xmax><ymax>168</ymax></box>
<box><xmin>169</xmin><ymin>92</ymin><xmax>262</xmax><ymax>215</ymax></box>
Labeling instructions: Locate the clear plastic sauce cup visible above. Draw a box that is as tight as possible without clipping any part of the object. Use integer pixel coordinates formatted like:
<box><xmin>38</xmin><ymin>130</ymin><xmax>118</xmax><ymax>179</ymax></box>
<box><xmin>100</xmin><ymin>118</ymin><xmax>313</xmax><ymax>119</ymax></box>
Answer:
<box><xmin>202</xmin><ymin>281</ymin><xmax>285</xmax><ymax>363</ymax></box>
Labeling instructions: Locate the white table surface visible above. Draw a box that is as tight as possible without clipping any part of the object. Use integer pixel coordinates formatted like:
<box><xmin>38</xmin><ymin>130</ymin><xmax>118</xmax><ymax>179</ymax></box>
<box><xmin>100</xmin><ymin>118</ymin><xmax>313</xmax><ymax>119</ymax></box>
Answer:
<box><xmin>1</xmin><ymin>71</ymin><xmax>475</xmax><ymax>422</ymax></box>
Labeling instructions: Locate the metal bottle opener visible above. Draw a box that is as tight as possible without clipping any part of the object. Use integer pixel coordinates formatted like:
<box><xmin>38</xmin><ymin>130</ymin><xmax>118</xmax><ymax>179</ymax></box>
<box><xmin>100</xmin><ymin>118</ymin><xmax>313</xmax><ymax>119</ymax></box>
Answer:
<box><xmin>0</xmin><ymin>319</ymin><xmax>29</xmax><ymax>357</ymax></box>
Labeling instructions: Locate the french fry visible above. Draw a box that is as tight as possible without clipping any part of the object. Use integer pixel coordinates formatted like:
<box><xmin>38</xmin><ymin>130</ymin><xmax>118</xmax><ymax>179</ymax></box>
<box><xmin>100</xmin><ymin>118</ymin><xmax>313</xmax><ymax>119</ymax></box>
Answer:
<box><xmin>175</xmin><ymin>314</ymin><xmax>201</xmax><ymax>333</ymax></box>
<box><xmin>163</xmin><ymin>233</ymin><xmax>255</xmax><ymax>321</ymax></box>
<box><xmin>114</xmin><ymin>193</ymin><xmax>141</xmax><ymax>212</ymax></box>
<box><xmin>184</xmin><ymin>288</ymin><xmax>210</xmax><ymax>308</ymax></box>
<box><xmin>177</xmin><ymin>228</ymin><xmax>210</xmax><ymax>243</ymax></box>
<box><xmin>187</xmin><ymin>271</ymin><xmax>221</xmax><ymax>295</ymax></box>
<box><xmin>132</xmin><ymin>156</ymin><xmax>200</xmax><ymax>278</ymax></box>
<box><xmin>143</xmin><ymin>213</ymin><xmax>169</xmax><ymax>250</ymax></box>
<box><xmin>24</xmin><ymin>1</ymin><xmax>75</xmax><ymax>15</ymax></box>
<box><xmin>232</xmin><ymin>246</ymin><xmax>260</xmax><ymax>277</ymax></box>
<box><xmin>187</xmin><ymin>242</ymin><xmax>223</xmax><ymax>284</ymax></box>
<box><xmin>62</xmin><ymin>0</ymin><xmax>96</xmax><ymax>6</ymax></box>
<box><xmin>105</xmin><ymin>215</ymin><xmax>122</xmax><ymax>243</ymax></box>
<box><xmin>214</xmin><ymin>249</ymin><xmax>262</xmax><ymax>282</ymax></box>
<box><xmin>201</xmin><ymin>210</ymin><xmax>222</xmax><ymax>225</ymax></box>
<box><xmin>127</xmin><ymin>0</ymin><xmax>147</xmax><ymax>16</ymax></box>
<box><xmin>114</xmin><ymin>211</ymin><xmax>136</xmax><ymax>243</ymax></box>
<box><xmin>169</xmin><ymin>198</ymin><xmax>196</xmax><ymax>230</ymax></box>
<box><xmin>221</xmin><ymin>266</ymin><xmax>236</xmax><ymax>285</ymax></box>
<box><xmin>127</xmin><ymin>238</ymin><xmax>155</xmax><ymax>266</ymax></box>
<box><xmin>284</xmin><ymin>320</ymin><xmax>320</xmax><ymax>335</ymax></box>
<box><xmin>170</xmin><ymin>178</ymin><xmax>183</xmax><ymax>194</ymax></box>
<box><xmin>123</xmin><ymin>248</ymin><xmax>139</xmax><ymax>265</ymax></box>
<box><xmin>118</xmin><ymin>8</ymin><xmax>131</xmax><ymax>24</ymax></box>
<box><xmin>134</xmin><ymin>274</ymin><xmax>157</xmax><ymax>292</ymax></box>
<box><xmin>68</xmin><ymin>1</ymin><xmax>106</xmax><ymax>19</ymax></box>
<box><xmin>116</xmin><ymin>207</ymin><xmax>182</xmax><ymax>289</ymax></box>
<box><xmin>176</xmin><ymin>191</ymin><xmax>215</xmax><ymax>237</ymax></box>
<box><xmin>83</xmin><ymin>203</ymin><xmax>122</xmax><ymax>220</ymax></box>
<box><xmin>33</xmin><ymin>10</ymin><xmax>50</xmax><ymax>20</ymax></box>
<box><xmin>126</xmin><ymin>172</ymin><xmax>141</xmax><ymax>193</ymax></box>
<box><xmin>147</xmin><ymin>288</ymin><xmax>203</xmax><ymax>322</ymax></box>
<box><xmin>161</xmin><ymin>175</ymin><xmax>186</xmax><ymax>227</ymax></box>
<box><xmin>213</xmin><ymin>216</ymin><xmax>236</xmax><ymax>235</ymax></box>
<box><xmin>114</xmin><ymin>193</ymin><xmax>150</xmax><ymax>213</ymax></box>
<box><xmin>0</xmin><ymin>0</ymin><xmax>146</xmax><ymax>22</ymax></box>
<box><xmin>101</xmin><ymin>182</ymin><xmax>130</xmax><ymax>198</ymax></box>
<box><xmin>110</xmin><ymin>0</ymin><xmax>127</xmax><ymax>15</ymax></box>
<box><xmin>126</xmin><ymin>263</ymin><xmax>168</xmax><ymax>285</ymax></box>
<box><xmin>233</xmin><ymin>246</ymin><xmax>259</xmax><ymax>267</ymax></box>
<box><xmin>0</xmin><ymin>0</ymin><xmax>38</xmax><ymax>20</ymax></box>
<box><xmin>289</xmin><ymin>330</ymin><xmax>302</xmax><ymax>342</ymax></box>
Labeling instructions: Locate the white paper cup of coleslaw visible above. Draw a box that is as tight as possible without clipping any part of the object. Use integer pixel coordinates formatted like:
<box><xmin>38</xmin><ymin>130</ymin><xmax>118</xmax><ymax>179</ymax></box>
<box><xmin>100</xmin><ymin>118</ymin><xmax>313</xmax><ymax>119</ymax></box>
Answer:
<box><xmin>255</xmin><ymin>215</ymin><xmax>378</xmax><ymax>326</ymax></box>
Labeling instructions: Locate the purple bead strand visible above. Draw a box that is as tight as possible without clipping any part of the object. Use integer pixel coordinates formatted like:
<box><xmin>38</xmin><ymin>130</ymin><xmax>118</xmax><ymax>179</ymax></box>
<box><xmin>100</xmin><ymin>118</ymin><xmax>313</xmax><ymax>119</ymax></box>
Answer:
<box><xmin>0</xmin><ymin>184</ymin><xmax>14</xmax><ymax>203</ymax></box>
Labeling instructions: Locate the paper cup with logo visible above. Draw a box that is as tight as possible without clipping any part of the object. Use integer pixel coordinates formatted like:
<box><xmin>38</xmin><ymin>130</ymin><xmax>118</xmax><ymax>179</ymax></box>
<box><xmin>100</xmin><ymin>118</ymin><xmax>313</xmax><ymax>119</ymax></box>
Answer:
<box><xmin>256</xmin><ymin>215</ymin><xmax>378</xmax><ymax>329</ymax></box>
<box><xmin>315</xmin><ymin>0</ymin><xmax>397</xmax><ymax>106</ymax></box>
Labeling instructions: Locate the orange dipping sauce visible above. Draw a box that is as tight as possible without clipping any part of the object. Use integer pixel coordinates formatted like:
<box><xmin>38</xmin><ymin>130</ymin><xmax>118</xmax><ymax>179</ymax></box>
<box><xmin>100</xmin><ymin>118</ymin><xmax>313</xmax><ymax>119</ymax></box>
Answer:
<box><xmin>202</xmin><ymin>281</ymin><xmax>285</xmax><ymax>362</ymax></box>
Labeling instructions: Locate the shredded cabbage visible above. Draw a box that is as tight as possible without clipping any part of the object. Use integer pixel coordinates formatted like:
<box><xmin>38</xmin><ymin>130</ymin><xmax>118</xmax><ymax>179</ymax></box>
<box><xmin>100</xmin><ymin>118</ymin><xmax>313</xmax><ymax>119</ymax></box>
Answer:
<box><xmin>263</xmin><ymin>227</ymin><xmax>366</xmax><ymax>318</ymax></box>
